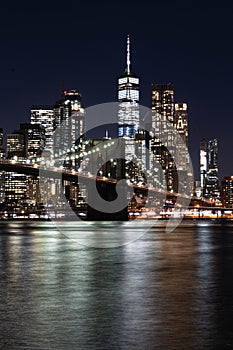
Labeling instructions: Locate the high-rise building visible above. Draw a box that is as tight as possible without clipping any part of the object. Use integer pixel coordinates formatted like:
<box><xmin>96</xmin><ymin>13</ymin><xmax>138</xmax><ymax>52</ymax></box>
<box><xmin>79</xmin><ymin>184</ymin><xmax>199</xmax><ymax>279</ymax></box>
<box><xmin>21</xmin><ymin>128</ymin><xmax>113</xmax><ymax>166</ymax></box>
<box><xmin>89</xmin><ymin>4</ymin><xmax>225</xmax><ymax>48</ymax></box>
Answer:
<box><xmin>151</xmin><ymin>83</ymin><xmax>174</xmax><ymax>144</ymax></box>
<box><xmin>20</xmin><ymin>123</ymin><xmax>45</xmax><ymax>161</ymax></box>
<box><xmin>53</xmin><ymin>90</ymin><xmax>85</xmax><ymax>162</ymax></box>
<box><xmin>0</xmin><ymin>128</ymin><xmax>3</xmax><ymax>150</ymax></box>
<box><xmin>135</xmin><ymin>128</ymin><xmax>150</xmax><ymax>172</ymax></box>
<box><xmin>0</xmin><ymin>128</ymin><xmax>5</xmax><ymax>203</ymax></box>
<box><xmin>6</xmin><ymin>130</ymin><xmax>27</xmax><ymax>210</ymax></box>
<box><xmin>174</xmin><ymin>102</ymin><xmax>188</xmax><ymax>169</ymax></box>
<box><xmin>0</xmin><ymin>172</ymin><xmax>4</xmax><ymax>204</ymax></box>
<box><xmin>6</xmin><ymin>124</ymin><xmax>45</xmax><ymax>209</ymax></box>
<box><xmin>0</xmin><ymin>128</ymin><xmax>5</xmax><ymax>159</ymax></box>
<box><xmin>205</xmin><ymin>139</ymin><xmax>220</xmax><ymax>201</ymax></box>
<box><xmin>41</xmin><ymin>90</ymin><xmax>86</xmax><ymax>207</ymax></box>
<box><xmin>4</xmin><ymin>172</ymin><xmax>27</xmax><ymax>211</ymax></box>
<box><xmin>19</xmin><ymin>123</ymin><xmax>45</xmax><ymax>207</ymax></box>
<box><xmin>7</xmin><ymin>131</ymin><xmax>26</xmax><ymax>160</ymax></box>
<box><xmin>221</xmin><ymin>176</ymin><xmax>233</xmax><ymax>208</ymax></box>
<box><xmin>151</xmin><ymin>83</ymin><xmax>176</xmax><ymax>194</ymax></box>
<box><xmin>118</xmin><ymin>35</ymin><xmax>140</xmax><ymax>162</ymax></box>
<box><xmin>174</xmin><ymin>102</ymin><xmax>192</xmax><ymax>196</ymax></box>
<box><xmin>199</xmin><ymin>138</ymin><xmax>220</xmax><ymax>202</ymax></box>
<box><xmin>200</xmin><ymin>138</ymin><xmax>207</xmax><ymax>196</ymax></box>
<box><xmin>30</xmin><ymin>106</ymin><xmax>54</xmax><ymax>152</ymax></box>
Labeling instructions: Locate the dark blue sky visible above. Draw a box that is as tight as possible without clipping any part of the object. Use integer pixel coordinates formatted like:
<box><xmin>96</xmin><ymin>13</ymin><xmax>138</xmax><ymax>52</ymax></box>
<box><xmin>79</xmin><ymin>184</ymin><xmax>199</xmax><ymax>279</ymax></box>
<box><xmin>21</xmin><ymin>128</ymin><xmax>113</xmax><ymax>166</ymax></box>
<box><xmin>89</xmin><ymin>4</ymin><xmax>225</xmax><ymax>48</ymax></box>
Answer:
<box><xmin>0</xmin><ymin>1</ymin><xmax>233</xmax><ymax>180</ymax></box>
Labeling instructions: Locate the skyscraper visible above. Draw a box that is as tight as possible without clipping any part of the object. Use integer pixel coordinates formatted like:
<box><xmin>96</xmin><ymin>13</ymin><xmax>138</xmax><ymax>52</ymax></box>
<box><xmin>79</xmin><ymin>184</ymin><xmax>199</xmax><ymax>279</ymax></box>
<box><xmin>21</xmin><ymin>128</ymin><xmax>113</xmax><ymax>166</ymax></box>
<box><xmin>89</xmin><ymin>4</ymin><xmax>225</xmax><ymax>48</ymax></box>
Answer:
<box><xmin>174</xmin><ymin>102</ymin><xmax>192</xmax><ymax>196</ymax></box>
<box><xmin>7</xmin><ymin>131</ymin><xmax>26</xmax><ymax>160</ymax></box>
<box><xmin>0</xmin><ymin>128</ymin><xmax>5</xmax><ymax>203</ymax></box>
<box><xmin>118</xmin><ymin>35</ymin><xmax>140</xmax><ymax>162</ymax></box>
<box><xmin>5</xmin><ymin>129</ymin><xmax>27</xmax><ymax>210</ymax></box>
<box><xmin>174</xmin><ymin>102</ymin><xmax>188</xmax><ymax>170</ymax></box>
<box><xmin>200</xmin><ymin>138</ymin><xmax>207</xmax><ymax>197</ymax></box>
<box><xmin>44</xmin><ymin>90</ymin><xmax>86</xmax><ymax>208</ymax></box>
<box><xmin>199</xmin><ymin>138</ymin><xmax>220</xmax><ymax>202</ymax></box>
<box><xmin>151</xmin><ymin>83</ymin><xmax>174</xmax><ymax>136</ymax></box>
<box><xmin>30</xmin><ymin>106</ymin><xmax>54</xmax><ymax>152</ymax></box>
<box><xmin>0</xmin><ymin>128</ymin><xmax>3</xmax><ymax>149</ymax></box>
<box><xmin>5</xmin><ymin>123</ymin><xmax>46</xmax><ymax>210</ymax></box>
<box><xmin>221</xmin><ymin>176</ymin><xmax>233</xmax><ymax>208</ymax></box>
<box><xmin>4</xmin><ymin>172</ymin><xmax>27</xmax><ymax>211</ymax></box>
<box><xmin>151</xmin><ymin>83</ymin><xmax>176</xmax><ymax>193</ymax></box>
<box><xmin>53</xmin><ymin>90</ymin><xmax>85</xmax><ymax>161</ymax></box>
<box><xmin>206</xmin><ymin>139</ymin><xmax>220</xmax><ymax>201</ymax></box>
<box><xmin>0</xmin><ymin>129</ymin><xmax>5</xmax><ymax>158</ymax></box>
<box><xmin>20</xmin><ymin>123</ymin><xmax>45</xmax><ymax>161</ymax></box>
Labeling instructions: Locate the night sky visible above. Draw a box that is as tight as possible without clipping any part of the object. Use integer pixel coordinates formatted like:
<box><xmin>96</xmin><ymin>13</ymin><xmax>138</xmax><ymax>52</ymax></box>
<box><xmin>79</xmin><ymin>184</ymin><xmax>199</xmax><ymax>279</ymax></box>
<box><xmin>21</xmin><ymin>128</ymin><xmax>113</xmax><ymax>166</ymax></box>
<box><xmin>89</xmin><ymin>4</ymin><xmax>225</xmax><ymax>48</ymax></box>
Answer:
<box><xmin>0</xmin><ymin>1</ymin><xmax>233</xmax><ymax>181</ymax></box>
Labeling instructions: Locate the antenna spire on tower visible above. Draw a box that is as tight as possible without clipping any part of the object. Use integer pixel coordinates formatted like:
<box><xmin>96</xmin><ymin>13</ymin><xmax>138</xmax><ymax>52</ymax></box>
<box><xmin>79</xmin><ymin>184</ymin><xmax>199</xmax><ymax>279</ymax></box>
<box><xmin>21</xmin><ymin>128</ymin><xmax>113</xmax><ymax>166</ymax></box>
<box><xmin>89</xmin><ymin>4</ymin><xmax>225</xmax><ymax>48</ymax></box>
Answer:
<box><xmin>126</xmin><ymin>34</ymin><xmax>131</xmax><ymax>74</ymax></box>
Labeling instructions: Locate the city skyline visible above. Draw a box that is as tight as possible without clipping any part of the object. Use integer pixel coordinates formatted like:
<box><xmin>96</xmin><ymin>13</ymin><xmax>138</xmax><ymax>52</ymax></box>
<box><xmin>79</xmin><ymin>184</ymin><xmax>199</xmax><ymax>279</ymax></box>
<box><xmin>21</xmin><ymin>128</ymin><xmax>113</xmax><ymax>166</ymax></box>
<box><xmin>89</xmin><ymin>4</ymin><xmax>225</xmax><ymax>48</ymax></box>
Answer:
<box><xmin>0</xmin><ymin>34</ymin><xmax>219</xmax><ymax>213</ymax></box>
<box><xmin>1</xmin><ymin>2</ymin><xmax>233</xmax><ymax>181</ymax></box>
<box><xmin>0</xmin><ymin>37</ymin><xmax>228</xmax><ymax>185</ymax></box>
<box><xmin>1</xmin><ymin>5</ymin><xmax>233</xmax><ymax>350</ymax></box>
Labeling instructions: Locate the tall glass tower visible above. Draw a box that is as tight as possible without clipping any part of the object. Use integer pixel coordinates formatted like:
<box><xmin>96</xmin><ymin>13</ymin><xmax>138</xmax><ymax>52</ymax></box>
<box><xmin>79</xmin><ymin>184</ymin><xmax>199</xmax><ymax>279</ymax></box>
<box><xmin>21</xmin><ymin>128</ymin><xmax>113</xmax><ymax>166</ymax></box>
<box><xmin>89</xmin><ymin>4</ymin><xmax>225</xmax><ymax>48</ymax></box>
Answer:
<box><xmin>206</xmin><ymin>139</ymin><xmax>220</xmax><ymax>201</ymax></box>
<box><xmin>53</xmin><ymin>90</ymin><xmax>85</xmax><ymax>159</ymax></box>
<box><xmin>151</xmin><ymin>83</ymin><xmax>176</xmax><ymax>193</ymax></box>
<box><xmin>200</xmin><ymin>138</ymin><xmax>207</xmax><ymax>196</ymax></box>
<box><xmin>174</xmin><ymin>102</ymin><xmax>188</xmax><ymax>170</ymax></box>
<box><xmin>118</xmin><ymin>35</ymin><xmax>140</xmax><ymax>161</ymax></box>
<box><xmin>151</xmin><ymin>83</ymin><xmax>174</xmax><ymax>149</ymax></box>
<box><xmin>30</xmin><ymin>106</ymin><xmax>54</xmax><ymax>152</ymax></box>
<box><xmin>199</xmin><ymin>138</ymin><xmax>220</xmax><ymax>201</ymax></box>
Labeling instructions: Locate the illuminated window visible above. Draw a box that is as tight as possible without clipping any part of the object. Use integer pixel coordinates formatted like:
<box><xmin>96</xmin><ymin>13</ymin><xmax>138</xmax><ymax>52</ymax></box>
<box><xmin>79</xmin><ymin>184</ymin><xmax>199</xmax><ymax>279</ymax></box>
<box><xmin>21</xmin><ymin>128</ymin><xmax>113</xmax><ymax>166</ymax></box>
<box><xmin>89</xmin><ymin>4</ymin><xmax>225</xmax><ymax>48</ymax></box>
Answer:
<box><xmin>119</xmin><ymin>90</ymin><xmax>127</xmax><ymax>99</ymax></box>
<box><xmin>118</xmin><ymin>77</ymin><xmax>127</xmax><ymax>84</ymax></box>
<box><xmin>129</xmin><ymin>77</ymin><xmax>139</xmax><ymax>84</ymax></box>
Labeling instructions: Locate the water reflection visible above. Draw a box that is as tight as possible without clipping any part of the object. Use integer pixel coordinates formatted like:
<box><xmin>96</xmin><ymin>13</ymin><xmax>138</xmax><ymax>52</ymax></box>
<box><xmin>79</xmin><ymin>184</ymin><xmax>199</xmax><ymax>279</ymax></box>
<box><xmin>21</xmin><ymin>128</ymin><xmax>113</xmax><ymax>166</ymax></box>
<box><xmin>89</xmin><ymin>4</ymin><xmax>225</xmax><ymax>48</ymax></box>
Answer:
<box><xmin>0</xmin><ymin>221</ymin><xmax>233</xmax><ymax>348</ymax></box>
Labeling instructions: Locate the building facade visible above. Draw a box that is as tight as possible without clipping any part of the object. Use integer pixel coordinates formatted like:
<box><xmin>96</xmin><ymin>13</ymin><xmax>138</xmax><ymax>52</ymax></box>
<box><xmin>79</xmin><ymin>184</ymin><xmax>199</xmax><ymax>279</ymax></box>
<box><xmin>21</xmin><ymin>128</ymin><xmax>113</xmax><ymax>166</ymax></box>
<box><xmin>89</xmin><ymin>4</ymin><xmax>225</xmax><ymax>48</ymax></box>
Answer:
<box><xmin>20</xmin><ymin>123</ymin><xmax>45</xmax><ymax>161</ymax></box>
<box><xmin>221</xmin><ymin>176</ymin><xmax>233</xmax><ymax>208</ymax></box>
<box><xmin>7</xmin><ymin>131</ymin><xmax>26</xmax><ymax>160</ymax></box>
<box><xmin>174</xmin><ymin>102</ymin><xmax>188</xmax><ymax>169</ymax></box>
<box><xmin>151</xmin><ymin>83</ymin><xmax>177</xmax><ymax>194</ymax></box>
<box><xmin>118</xmin><ymin>35</ymin><xmax>140</xmax><ymax>162</ymax></box>
<box><xmin>30</xmin><ymin>106</ymin><xmax>55</xmax><ymax>152</ymax></box>
<box><xmin>53</xmin><ymin>90</ymin><xmax>85</xmax><ymax>163</ymax></box>
<box><xmin>200</xmin><ymin>138</ymin><xmax>207</xmax><ymax>196</ymax></box>
<box><xmin>199</xmin><ymin>138</ymin><xmax>220</xmax><ymax>202</ymax></box>
<box><xmin>205</xmin><ymin>139</ymin><xmax>220</xmax><ymax>201</ymax></box>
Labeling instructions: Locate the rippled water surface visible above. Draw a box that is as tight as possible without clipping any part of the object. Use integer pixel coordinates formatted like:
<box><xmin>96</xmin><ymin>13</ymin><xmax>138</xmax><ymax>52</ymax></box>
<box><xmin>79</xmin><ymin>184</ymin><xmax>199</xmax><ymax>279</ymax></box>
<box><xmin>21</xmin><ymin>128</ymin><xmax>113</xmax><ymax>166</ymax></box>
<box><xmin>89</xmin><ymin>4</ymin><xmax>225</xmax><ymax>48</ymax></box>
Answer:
<box><xmin>1</xmin><ymin>220</ymin><xmax>233</xmax><ymax>349</ymax></box>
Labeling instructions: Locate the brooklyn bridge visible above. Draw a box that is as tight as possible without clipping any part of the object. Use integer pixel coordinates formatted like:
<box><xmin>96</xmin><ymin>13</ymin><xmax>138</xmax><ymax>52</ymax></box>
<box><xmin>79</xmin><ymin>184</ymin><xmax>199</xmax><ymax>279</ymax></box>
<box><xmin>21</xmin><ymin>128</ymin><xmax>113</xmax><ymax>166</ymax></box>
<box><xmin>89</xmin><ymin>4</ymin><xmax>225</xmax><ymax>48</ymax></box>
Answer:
<box><xmin>0</xmin><ymin>159</ymin><xmax>229</xmax><ymax>221</ymax></box>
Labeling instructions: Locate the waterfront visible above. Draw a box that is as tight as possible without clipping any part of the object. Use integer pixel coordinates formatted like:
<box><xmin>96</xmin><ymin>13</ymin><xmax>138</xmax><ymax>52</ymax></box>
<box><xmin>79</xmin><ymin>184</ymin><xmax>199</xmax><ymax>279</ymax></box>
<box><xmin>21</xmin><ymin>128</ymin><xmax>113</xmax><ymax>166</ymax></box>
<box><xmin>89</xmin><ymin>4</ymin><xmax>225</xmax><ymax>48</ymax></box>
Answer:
<box><xmin>1</xmin><ymin>220</ymin><xmax>233</xmax><ymax>349</ymax></box>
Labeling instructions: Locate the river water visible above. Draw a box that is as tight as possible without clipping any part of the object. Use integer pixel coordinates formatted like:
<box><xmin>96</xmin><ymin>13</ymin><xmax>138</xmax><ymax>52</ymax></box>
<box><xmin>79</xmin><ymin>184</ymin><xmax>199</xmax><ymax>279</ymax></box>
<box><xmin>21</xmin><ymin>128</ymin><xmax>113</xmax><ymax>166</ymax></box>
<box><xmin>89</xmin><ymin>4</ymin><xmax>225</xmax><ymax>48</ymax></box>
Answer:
<box><xmin>1</xmin><ymin>219</ymin><xmax>233</xmax><ymax>349</ymax></box>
